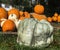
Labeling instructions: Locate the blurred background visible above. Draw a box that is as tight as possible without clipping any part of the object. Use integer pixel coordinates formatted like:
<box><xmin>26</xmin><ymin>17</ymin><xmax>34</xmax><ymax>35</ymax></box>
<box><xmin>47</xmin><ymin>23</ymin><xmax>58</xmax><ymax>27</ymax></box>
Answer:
<box><xmin>0</xmin><ymin>0</ymin><xmax>60</xmax><ymax>16</ymax></box>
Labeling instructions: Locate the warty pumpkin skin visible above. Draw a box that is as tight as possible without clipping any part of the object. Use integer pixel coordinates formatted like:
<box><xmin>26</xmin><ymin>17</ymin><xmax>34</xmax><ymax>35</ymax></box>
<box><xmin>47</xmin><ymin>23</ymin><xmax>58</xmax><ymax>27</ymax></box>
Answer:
<box><xmin>2</xmin><ymin>20</ymin><xmax>16</xmax><ymax>32</ymax></box>
<box><xmin>8</xmin><ymin>8</ymin><xmax>20</xmax><ymax>19</ymax></box>
<box><xmin>0</xmin><ymin>7</ymin><xmax>7</xmax><ymax>19</ymax></box>
<box><xmin>34</xmin><ymin>5</ymin><xmax>44</xmax><ymax>14</ymax></box>
<box><xmin>17</xmin><ymin>18</ymin><xmax>53</xmax><ymax>48</ymax></box>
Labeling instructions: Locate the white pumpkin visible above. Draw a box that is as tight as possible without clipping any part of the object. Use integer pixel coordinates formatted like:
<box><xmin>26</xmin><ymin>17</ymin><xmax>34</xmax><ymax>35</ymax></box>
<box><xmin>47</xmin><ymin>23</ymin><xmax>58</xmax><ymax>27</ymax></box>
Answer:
<box><xmin>8</xmin><ymin>14</ymin><xmax>18</xmax><ymax>21</ymax></box>
<box><xmin>17</xmin><ymin>18</ymin><xmax>53</xmax><ymax>48</ymax></box>
<box><xmin>0</xmin><ymin>18</ymin><xmax>7</xmax><ymax>27</ymax></box>
<box><xmin>8</xmin><ymin>14</ymin><xmax>21</xmax><ymax>28</ymax></box>
<box><xmin>40</xmin><ymin>19</ymin><xmax>53</xmax><ymax>33</ymax></box>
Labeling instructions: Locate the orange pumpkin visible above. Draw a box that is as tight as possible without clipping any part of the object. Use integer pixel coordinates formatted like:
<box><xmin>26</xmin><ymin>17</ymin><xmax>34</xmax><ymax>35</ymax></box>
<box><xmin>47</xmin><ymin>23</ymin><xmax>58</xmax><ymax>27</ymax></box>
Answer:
<box><xmin>34</xmin><ymin>5</ymin><xmax>44</xmax><ymax>14</ymax></box>
<box><xmin>54</xmin><ymin>12</ymin><xmax>58</xmax><ymax>17</ymax></box>
<box><xmin>52</xmin><ymin>16</ymin><xmax>57</xmax><ymax>21</ymax></box>
<box><xmin>19</xmin><ymin>11</ymin><xmax>23</xmax><ymax>16</ymax></box>
<box><xmin>0</xmin><ymin>7</ymin><xmax>7</xmax><ymax>19</ymax></box>
<box><xmin>8</xmin><ymin>8</ymin><xmax>20</xmax><ymax>19</ymax></box>
<box><xmin>32</xmin><ymin>13</ymin><xmax>47</xmax><ymax>20</ymax></box>
<box><xmin>19</xmin><ymin>16</ymin><xmax>25</xmax><ymax>20</ymax></box>
<box><xmin>2</xmin><ymin>20</ymin><xmax>16</xmax><ymax>32</ymax></box>
<box><xmin>47</xmin><ymin>17</ymin><xmax>52</xmax><ymax>22</ymax></box>
<box><xmin>57</xmin><ymin>15</ymin><xmax>60</xmax><ymax>22</ymax></box>
<box><xmin>24</xmin><ymin>11</ymin><xmax>30</xmax><ymax>18</ymax></box>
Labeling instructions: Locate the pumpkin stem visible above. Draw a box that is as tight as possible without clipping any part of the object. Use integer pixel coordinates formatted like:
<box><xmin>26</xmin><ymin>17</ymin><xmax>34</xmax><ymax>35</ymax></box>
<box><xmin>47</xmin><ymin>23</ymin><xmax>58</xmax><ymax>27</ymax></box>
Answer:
<box><xmin>11</xmin><ymin>14</ymin><xmax>13</xmax><ymax>16</ymax></box>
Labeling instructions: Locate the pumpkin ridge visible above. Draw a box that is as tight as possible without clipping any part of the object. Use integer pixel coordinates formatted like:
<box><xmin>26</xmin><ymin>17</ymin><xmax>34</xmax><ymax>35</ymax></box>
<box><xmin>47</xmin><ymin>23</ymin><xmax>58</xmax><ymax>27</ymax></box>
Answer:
<box><xmin>30</xmin><ymin>19</ymin><xmax>38</xmax><ymax>46</ymax></box>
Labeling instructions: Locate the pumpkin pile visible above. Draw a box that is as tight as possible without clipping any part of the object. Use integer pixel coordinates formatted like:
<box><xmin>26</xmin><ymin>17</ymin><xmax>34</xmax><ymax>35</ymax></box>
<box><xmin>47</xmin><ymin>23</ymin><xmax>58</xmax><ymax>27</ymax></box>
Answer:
<box><xmin>16</xmin><ymin>5</ymin><xmax>53</xmax><ymax>48</ymax></box>
<box><xmin>47</xmin><ymin>12</ymin><xmax>60</xmax><ymax>22</ymax></box>
<box><xmin>0</xmin><ymin>4</ymin><xmax>59</xmax><ymax>32</ymax></box>
<box><xmin>0</xmin><ymin>4</ymin><xmax>54</xmax><ymax>48</ymax></box>
<box><xmin>0</xmin><ymin>7</ymin><xmax>31</xmax><ymax>32</ymax></box>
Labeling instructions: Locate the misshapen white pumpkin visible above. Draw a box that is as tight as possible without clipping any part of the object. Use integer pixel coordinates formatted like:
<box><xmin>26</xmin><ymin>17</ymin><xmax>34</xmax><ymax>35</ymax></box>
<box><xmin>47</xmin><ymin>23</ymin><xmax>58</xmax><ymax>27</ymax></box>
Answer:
<box><xmin>17</xmin><ymin>18</ymin><xmax>53</xmax><ymax>48</ymax></box>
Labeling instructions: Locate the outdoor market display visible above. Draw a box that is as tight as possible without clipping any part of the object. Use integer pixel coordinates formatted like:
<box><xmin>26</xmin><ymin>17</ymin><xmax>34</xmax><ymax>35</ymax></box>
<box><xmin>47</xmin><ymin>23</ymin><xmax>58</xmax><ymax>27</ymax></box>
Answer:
<box><xmin>0</xmin><ymin>4</ymin><xmax>60</xmax><ymax>48</ymax></box>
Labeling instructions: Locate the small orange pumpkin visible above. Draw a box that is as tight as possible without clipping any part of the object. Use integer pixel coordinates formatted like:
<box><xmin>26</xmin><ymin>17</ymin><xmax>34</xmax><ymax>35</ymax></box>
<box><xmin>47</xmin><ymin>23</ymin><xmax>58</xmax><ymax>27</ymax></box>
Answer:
<box><xmin>47</xmin><ymin>17</ymin><xmax>52</xmax><ymax>22</ymax></box>
<box><xmin>34</xmin><ymin>4</ymin><xmax>44</xmax><ymax>14</ymax></box>
<box><xmin>54</xmin><ymin>12</ymin><xmax>58</xmax><ymax>17</ymax></box>
<box><xmin>0</xmin><ymin>7</ymin><xmax>7</xmax><ymax>19</ymax></box>
<box><xmin>19</xmin><ymin>11</ymin><xmax>23</xmax><ymax>16</ymax></box>
<box><xmin>19</xmin><ymin>16</ymin><xmax>25</xmax><ymax>20</ymax></box>
<box><xmin>8</xmin><ymin>8</ymin><xmax>20</xmax><ymax>19</ymax></box>
<box><xmin>52</xmin><ymin>16</ymin><xmax>57</xmax><ymax>21</ymax></box>
<box><xmin>2</xmin><ymin>20</ymin><xmax>16</xmax><ymax>32</ymax></box>
<box><xmin>57</xmin><ymin>15</ymin><xmax>60</xmax><ymax>22</ymax></box>
<box><xmin>24</xmin><ymin>11</ymin><xmax>30</xmax><ymax>18</ymax></box>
